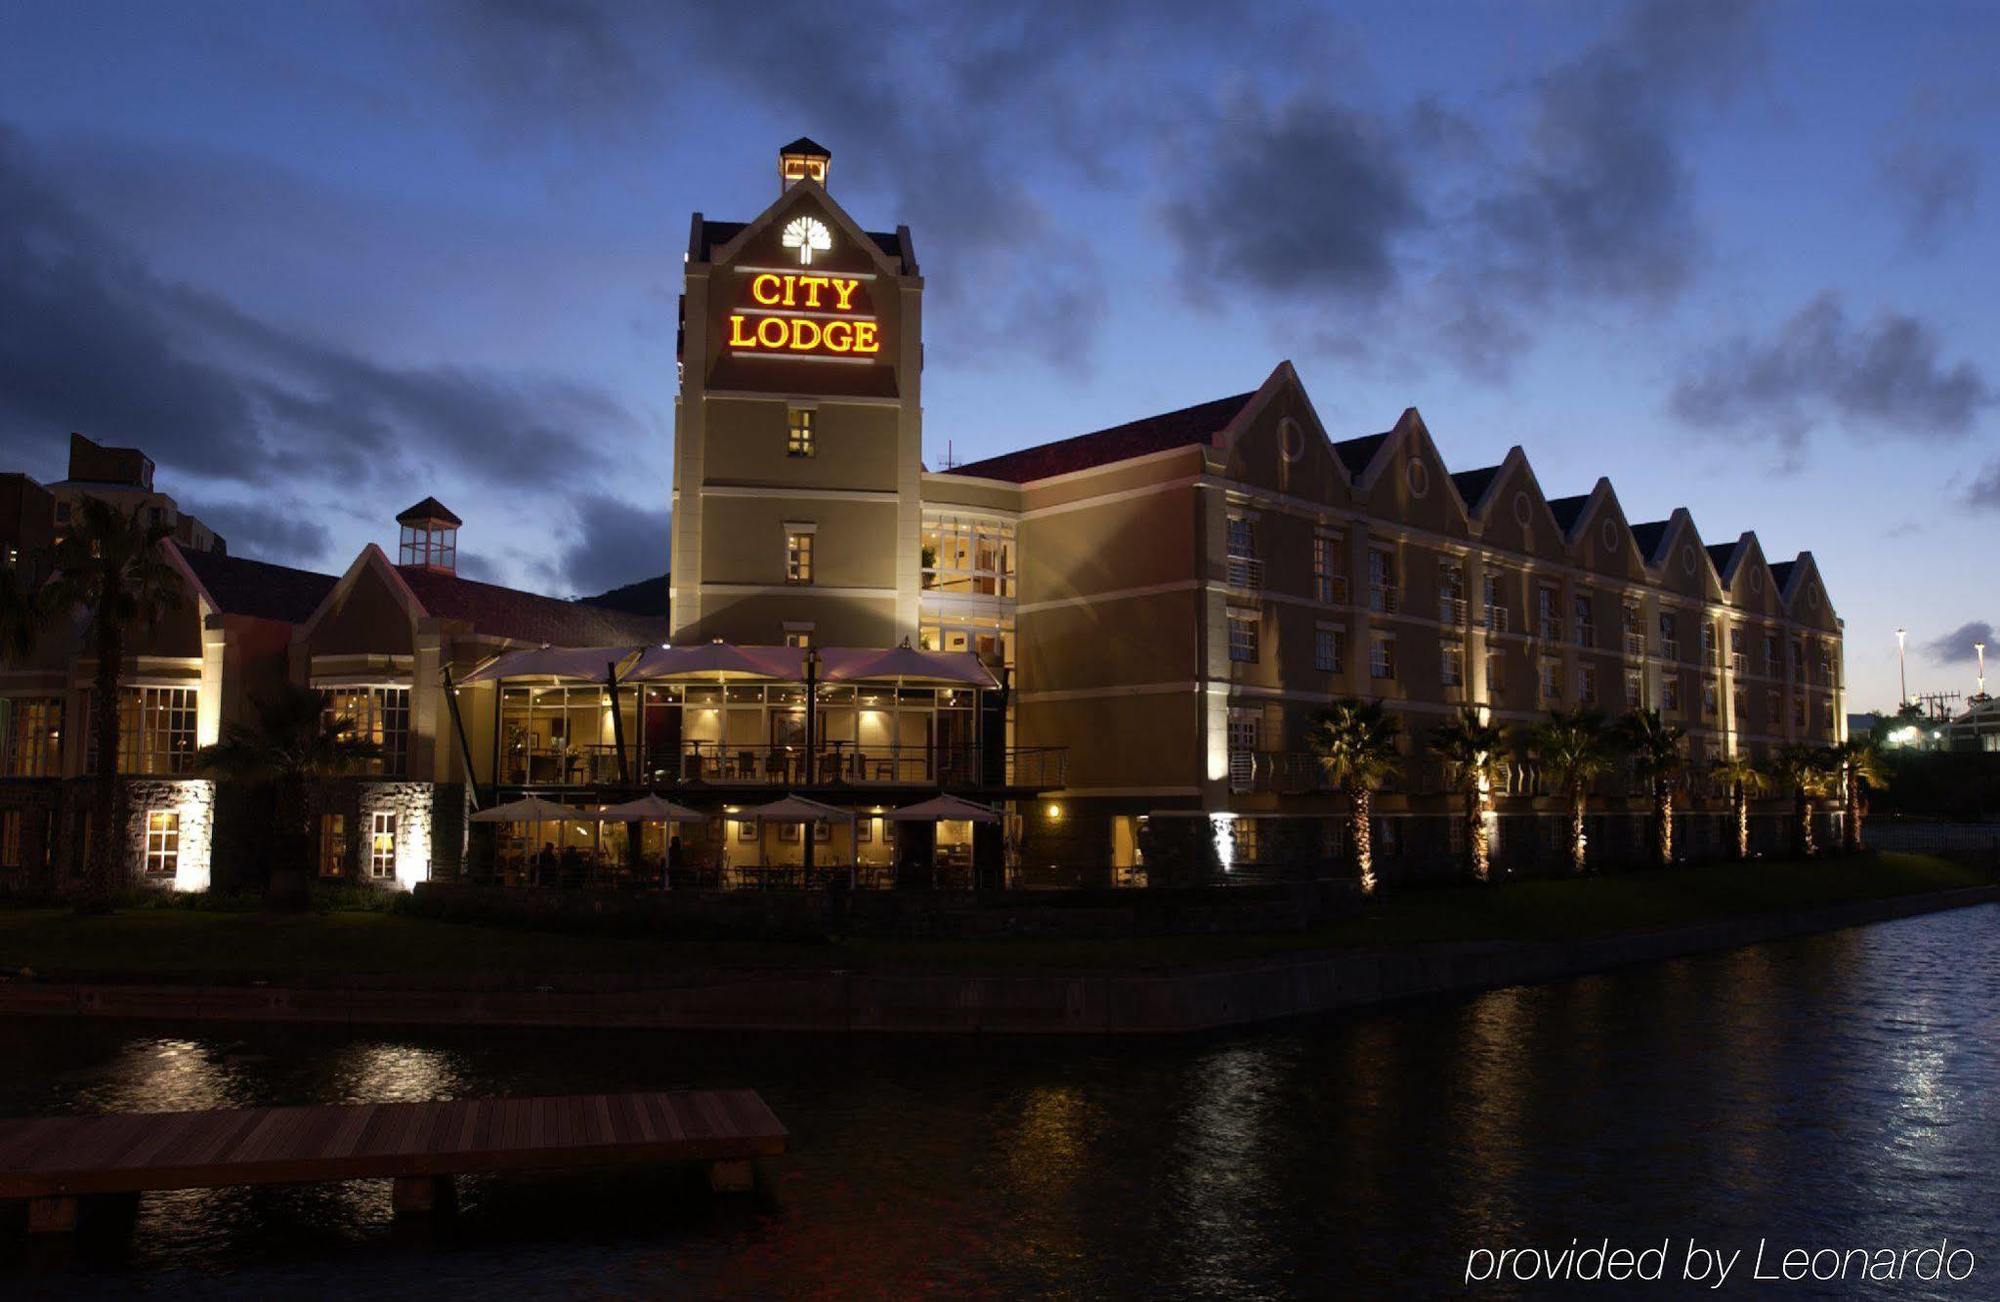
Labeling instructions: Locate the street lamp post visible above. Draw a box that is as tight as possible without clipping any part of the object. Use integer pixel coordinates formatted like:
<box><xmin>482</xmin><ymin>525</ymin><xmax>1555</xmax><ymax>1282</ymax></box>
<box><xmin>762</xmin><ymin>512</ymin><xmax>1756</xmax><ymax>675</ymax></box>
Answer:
<box><xmin>1896</xmin><ymin>628</ymin><xmax>1908</xmax><ymax>707</ymax></box>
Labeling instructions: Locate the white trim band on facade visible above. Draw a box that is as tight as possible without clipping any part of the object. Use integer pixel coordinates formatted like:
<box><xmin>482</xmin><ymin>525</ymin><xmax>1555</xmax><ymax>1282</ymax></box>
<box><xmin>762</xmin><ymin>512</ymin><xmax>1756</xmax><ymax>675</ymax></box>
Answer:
<box><xmin>1015</xmin><ymin>682</ymin><xmax>1198</xmax><ymax>704</ymax></box>
<box><xmin>704</xmin><ymin>484</ymin><xmax>901</xmax><ymax>503</ymax></box>
<box><xmin>730</xmin><ymin>265</ymin><xmax>878</xmax><ymax>280</ymax></box>
<box><xmin>698</xmin><ymin>583</ymin><xmax>899</xmax><ymax>599</ymax></box>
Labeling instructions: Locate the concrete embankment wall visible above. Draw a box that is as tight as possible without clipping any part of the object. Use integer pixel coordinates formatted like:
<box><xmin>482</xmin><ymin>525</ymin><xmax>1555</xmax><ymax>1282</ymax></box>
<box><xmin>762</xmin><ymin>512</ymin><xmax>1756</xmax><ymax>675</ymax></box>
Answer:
<box><xmin>3</xmin><ymin>886</ymin><xmax>1995</xmax><ymax>1037</ymax></box>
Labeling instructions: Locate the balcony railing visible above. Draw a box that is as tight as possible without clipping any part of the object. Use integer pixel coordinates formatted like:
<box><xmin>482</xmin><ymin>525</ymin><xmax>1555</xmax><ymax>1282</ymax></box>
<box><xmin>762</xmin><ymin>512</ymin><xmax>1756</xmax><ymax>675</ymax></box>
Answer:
<box><xmin>1662</xmin><ymin>638</ymin><xmax>1682</xmax><ymax>661</ymax></box>
<box><xmin>1703</xmin><ymin>646</ymin><xmax>1720</xmax><ymax>668</ymax></box>
<box><xmin>1440</xmin><ymin>595</ymin><xmax>1468</xmax><ymax>625</ymax></box>
<box><xmin>1730</xmin><ymin>652</ymin><xmax>1747</xmax><ymax>674</ymax></box>
<box><xmin>1225</xmin><ymin>555</ymin><xmax>1264</xmax><ymax>590</ymax></box>
<box><xmin>1623</xmin><ymin>631</ymin><xmax>1646</xmax><ymax>658</ymax></box>
<box><xmin>502</xmin><ymin>743</ymin><xmax>1066</xmax><ymax>791</ymax></box>
<box><xmin>1369</xmin><ymin>585</ymin><xmax>1400</xmax><ymax>614</ymax></box>
<box><xmin>1227</xmin><ymin>751</ymin><xmax>1331</xmax><ymax>796</ymax></box>
<box><xmin>1484</xmin><ymin>605</ymin><xmax>1509</xmax><ymax>633</ymax></box>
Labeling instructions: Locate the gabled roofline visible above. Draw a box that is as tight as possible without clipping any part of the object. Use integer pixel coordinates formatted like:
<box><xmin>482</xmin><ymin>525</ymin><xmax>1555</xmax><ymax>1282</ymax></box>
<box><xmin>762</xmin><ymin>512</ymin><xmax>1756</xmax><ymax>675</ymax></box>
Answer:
<box><xmin>1355</xmin><ymin>408</ymin><xmax>1417</xmax><ymax>494</ymax></box>
<box><xmin>706</xmin><ymin>177</ymin><xmax>908</xmax><ymax>281</ymax></box>
<box><xmin>158</xmin><ymin>538</ymin><xmax>217</xmax><ymax>624</ymax></box>
<box><xmin>295</xmin><ymin>544</ymin><xmax>429</xmax><ymax>647</ymax></box>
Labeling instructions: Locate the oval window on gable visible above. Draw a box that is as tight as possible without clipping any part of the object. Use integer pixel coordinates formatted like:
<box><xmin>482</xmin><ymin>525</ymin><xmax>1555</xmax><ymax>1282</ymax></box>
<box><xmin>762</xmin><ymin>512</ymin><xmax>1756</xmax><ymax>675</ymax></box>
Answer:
<box><xmin>1600</xmin><ymin>519</ymin><xmax>1620</xmax><ymax>553</ymax></box>
<box><xmin>1406</xmin><ymin>459</ymin><xmax>1430</xmax><ymax>498</ymax></box>
<box><xmin>1278</xmin><ymin>417</ymin><xmax>1305</xmax><ymax>463</ymax></box>
<box><xmin>1512</xmin><ymin>492</ymin><xmax>1533</xmax><ymax>528</ymax></box>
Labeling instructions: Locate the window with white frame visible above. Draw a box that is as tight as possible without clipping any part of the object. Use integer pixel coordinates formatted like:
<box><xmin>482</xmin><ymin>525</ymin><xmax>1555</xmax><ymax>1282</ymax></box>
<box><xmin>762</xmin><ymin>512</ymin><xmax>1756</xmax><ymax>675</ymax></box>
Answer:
<box><xmin>1539</xmin><ymin>657</ymin><xmax>1562</xmax><ymax>701</ymax></box>
<box><xmin>920</xmin><ymin>514</ymin><xmax>1016</xmax><ymax>596</ymax></box>
<box><xmin>319</xmin><ymin>813</ymin><xmax>347</xmax><ymax>878</ymax></box>
<box><xmin>1441</xmin><ymin>640</ymin><xmax>1465</xmax><ymax>687</ymax></box>
<box><xmin>143</xmin><ymin>810</ymin><xmax>179</xmax><ymax>877</ymax></box>
<box><xmin>1369</xmin><ymin>633</ymin><xmax>1396</xmax><ymax>680</ymax></box>
<box><xmin>1226</xmin><ymin>514</ymin><xmax>1255</xmax><ymax>557</ymax></box>
<box><xmin>1482</xmin><ymin>570</ymin><xmax>1509</xmax><ymax>631</ymax></box>
<box><xmin>1573</xmin><ymin>591</ymin><xmax>1595</xmax><ymax>645</ymax></box>
<box><xmin>1486</xmin><ymin>648</ymin><xmax>1506</xmax><ymax>699</ymax></box>
<box><xmin>1537</xmin><ymin>586</ymin><xmax>1561</xmax><ymax>640</ymax></box>
<box><xmin>1312</xmin><ymin>532</ymin><xmax>1344</xmax><ymax>603</ymax></box>
<box><xmin>785</xmin><ymin>528</ymin><xmax>814</xmax><ymax>584</ymax></box>
<box><xmin>1230</xmin><ymin>817</ymin><xmax>1261</xmax><ymax>865</ymax></box>
<box><xmin>1625</xmin><ymin>670</ymin><xmax>1643</xmax><ymax>709</ymax></box>
<box><xmin>89</xmin><ymin>687</ymin><xmax>198</xmax><ymax>775</ymax></box>
<box><xmin>1659</xmin><ymin>612</ymin><xmax>1680</xmax><ymax>660</ymax></box>
<box><xmin>369</xmin><ymin>811</ymin><xmax>397</xmax><ymax>880</ymax></box>
<box><xmin>1314</xmin><ymin>624</ymin><xmax>1344</xmax><ymax>673</ymax></box>
<box><xmin>322</xmin><ymin>686</ymin><xmax>411</xmax><ymax>776</ymax></box>
<box><xmin>1702</xmin><ymin>680</ymin><xmax>1719</xmax><ymax>716</ymax></box>
<box><xmin>786</xmin><ymin>407</ymin><xmax>816</xmax><ymax>457</ymax></box>
<box><xmin>1578</xmin><ymin>664</ymin><xmax>1598</xmax><ymax>704</ymax></box>
<box><xmin>1227</xmin><ymin>610</ymin><xmax>1259</xmax><ymax>663</ymax></box>
<box><xmin>1368</xmin><ymin>548</ymin><xmax>1397</xmax><ymax>612</ymax></box>
<box><xmin>1663</xmin><ymin>676</ymin><xmax>1682</xmax><ymax>712</ymax></box>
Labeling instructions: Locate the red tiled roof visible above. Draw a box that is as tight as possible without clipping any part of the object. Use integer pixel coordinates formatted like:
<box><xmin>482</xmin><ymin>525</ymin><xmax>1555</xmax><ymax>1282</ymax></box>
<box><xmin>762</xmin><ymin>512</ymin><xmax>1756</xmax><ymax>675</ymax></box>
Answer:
<box><xmin>396</xmin><ymin>566</ymin><xmax>663</xmax><ymax>646</ymax></box>
<box><xmin>175</xmin><ymin>543</ymin><xmax>336</xmax><ymax>625</ymax></box>
<box><xmin>942</xmin><ymin>391</ymin><xmax>1257</xmax><ymax>485</ymax></box>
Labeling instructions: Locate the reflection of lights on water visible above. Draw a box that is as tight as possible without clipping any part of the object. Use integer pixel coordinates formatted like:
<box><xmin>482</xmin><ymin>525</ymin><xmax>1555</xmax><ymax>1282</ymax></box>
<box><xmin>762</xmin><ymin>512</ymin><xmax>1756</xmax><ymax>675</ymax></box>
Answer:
<box><xmin>1004</xmin><ymin>1084</ymin><xmax>1088</xmax><ymax>1195</ymax></box>
<box><xmin>334</xmin><ymin>1042</ymin><xmax>467</xmax><ymax>1103</ymax></box>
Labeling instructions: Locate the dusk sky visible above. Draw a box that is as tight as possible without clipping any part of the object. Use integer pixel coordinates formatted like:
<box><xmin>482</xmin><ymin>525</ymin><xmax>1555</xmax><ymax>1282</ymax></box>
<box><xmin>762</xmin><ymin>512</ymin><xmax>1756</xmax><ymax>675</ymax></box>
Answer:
<box><xmin>1</xmin><ymin>0</ymin><xmax>1995</xmax><ymax>712</ymax></box>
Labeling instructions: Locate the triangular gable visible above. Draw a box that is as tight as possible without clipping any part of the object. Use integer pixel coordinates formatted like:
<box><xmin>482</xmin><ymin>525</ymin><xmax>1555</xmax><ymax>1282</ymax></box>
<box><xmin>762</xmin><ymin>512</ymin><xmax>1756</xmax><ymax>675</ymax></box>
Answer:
<box><xmin>1210</xmin><ymin>361</ymin><xmax>1354</xmax><ymax>504</ymax></box>
<box><xmin>1776</xmin><ymin>552</ymin><xmax>1839</xmax><ymax>630</ymax></box>
<box><xmin>297</xmin><ymin>544</ymin><xmax>426</xmax><ymax>657</ymax></box>
<box><xmin>1448</xmin><ymin>464</ymin><xmax>1505</xmax><ymax>519</ymax></box>
<box><xmin>1565</xmin><ymin>479</ymin><xmax>1651</xmax><ymax>580</ymax></box>
<box><xmin>1648</xmin><ymin>510</ymin><xmax>1723</xmax><ymax>601</ymax></box>
<box><xmin>1472</xmin><ymin>447</ymin><xmax>1569</xmax><ymax>560</ymax></box>
<box><xmin>1348</xmin><ymin>407</ymin><xmax>1473</xmax><ymax>534</ymax></box>
<box><xmin>708</xmin><ymin>177</ymin><xmax>907</xmax><ymax>282</ymax></box>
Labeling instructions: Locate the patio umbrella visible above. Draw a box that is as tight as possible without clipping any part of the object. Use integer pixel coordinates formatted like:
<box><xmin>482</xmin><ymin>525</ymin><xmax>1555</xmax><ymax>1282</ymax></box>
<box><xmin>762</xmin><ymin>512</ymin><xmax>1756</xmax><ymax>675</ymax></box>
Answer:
<box><xmin>886</xmin><ymin>794</ymin><xmax>1001</xmax><ymax>822</ymax></box>
<box><xmin>459</xmin><ymin>645</ymin><xmax>643</xmax><ymax>684</ymax></box>
<box><xmin>591</xmin><ymin>794</ymin><xmax>705</xmax><ymax>822</ymax></box>
<box><xmin>746</xmin><ymin>794</ymin><xmax>858</xmax><ymax>888</ymax></box>
<box><xmin>469</xmin><ymin>794</ymin><xmax>588</xmax><ymax>883</ymax></box>
<box><xmin>819</xmin><ymin>644</ymin><xmax>999</xmax><ymax>688</ymax></box>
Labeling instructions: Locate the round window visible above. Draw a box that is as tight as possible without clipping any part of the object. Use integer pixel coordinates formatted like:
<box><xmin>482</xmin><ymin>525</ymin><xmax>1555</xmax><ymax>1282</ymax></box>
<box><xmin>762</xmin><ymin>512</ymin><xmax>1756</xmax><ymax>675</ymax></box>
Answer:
<box><xmin>1600</xmin><ymin>518</ymin><xmax>1619</xmax><ymax>552</ymax></box>
<box><xmin>1681</xmin><ymin>545</ymin><xmax>1697</xmax><ymax>576</ymax></box>
<box><xmin>1278</xmin><ymin>418</ymin><xmax>1305</xmax><ymax>463</ymax></box>
<box><xmin>1407</xmin><ymin>459</ymin><xmax>1430</xmax><ymax>498</ymax></box>
<box><xmin>1808</xmin><ymin>582</ymin><xmax>1821</xmax><ymax>609</ymax></box>
<box><xmin>1750</xmin><ymin>566</ymin><xmax>1764</xmax><ymax>594</ymax></box>
<box><xmin>1512</xmin><ymin>492</ymin><xmax>1532</xmax><ymax>527</ymax></box>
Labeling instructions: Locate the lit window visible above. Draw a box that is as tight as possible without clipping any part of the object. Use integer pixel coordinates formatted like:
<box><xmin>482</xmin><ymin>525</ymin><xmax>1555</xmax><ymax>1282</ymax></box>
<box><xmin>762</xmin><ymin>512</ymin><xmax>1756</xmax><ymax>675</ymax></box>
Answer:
<box><xmin>0</xmin><ymin>810</ymin><xmax>20</xmax><ymax>870</ymax></box>
<box><xmin>784</xmin><ymin>629</ymin><xmax>813</xmax><ymax>649</ymax></box>
<box><xmin>321</xmin><ymin>686</ymin><xmax>411</xmax><ymax>776</ymax></box>
<box><xmin>1227</xmin><ymin>611</ymin><xmax>1259</xmax><ymax>663</ymax></box>
<box><xmin>920</xmin><ymin>514</ymin><xmax>1015</xmax><ymax>597</ymax></box>
<box><xmin>319</xmin><ymin>814</ymin><xmax>347</xmax><ymax>878</ymax></box>
<box><xmin>1226</xmin><ymin>516</ymin><xmax>1255</xmax><ymax>557</ymax></box>
<box><xmin>786</xmin><ymin>530</ymin><xmax>814</xmax><ymax>584</ymax></box>
<box><xmin>1</xmin><ymin>697</ymin><xmax>63</xmax><ymax>777</ymax></box>
<box><xmin>1441</xmin><ymin>640</ymin><xmax>1464</xmax><ymax>687</ymax></box>
<box><xmin>1369</xmin><ymin>633</ymin><xmax>1396</xmax><ymax>681</ymax></box>
<box><xmin>1314</xmin><ymin>625</ymin><xmax>1344</xmax><ymax>674</ymax></box>
<box><xmin>89</xmin><ymin>687</ymin><xmax>197</xmax><ymax>775</ymax></box>
<box><xmin>144</xmin><ymin>810</ymin><xmax>179</xmax><ymax>877</ymax></box>
<box><xmin>369</xmin><ymin>811</ymin><xmax>397</xmax><ymax>880</ymax></box>
<box><xmin>1231</xmin><ymin>818</ymin><xmax>1261</xmax><ymax>866</ymax></box>
<box><xmin>787</xmin><ymin>408</ymin><xmax>816</xmax><ymax>457</ymax></box>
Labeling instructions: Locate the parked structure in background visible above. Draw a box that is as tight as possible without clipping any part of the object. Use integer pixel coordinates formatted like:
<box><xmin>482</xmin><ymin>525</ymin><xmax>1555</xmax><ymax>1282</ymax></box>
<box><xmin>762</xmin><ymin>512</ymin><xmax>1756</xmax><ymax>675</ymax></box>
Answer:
<box><xmin>0</xmin><ymin>139</ymin><xmax>1848</xmax><ymax>895</ymax></box>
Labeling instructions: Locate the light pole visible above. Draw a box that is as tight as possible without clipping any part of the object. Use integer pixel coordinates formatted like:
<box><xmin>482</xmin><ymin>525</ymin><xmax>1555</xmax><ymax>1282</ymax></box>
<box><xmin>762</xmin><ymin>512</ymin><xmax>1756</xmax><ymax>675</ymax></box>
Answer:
<box><xmin>1977</xmin><ymin>641</ymin><xmax>1988</xmax><ymax>699</ymax></box>
<box><xmin>1896</xmin><ymin>628</ymin><xmax>1908</xmax><ymax>707</ymax></box>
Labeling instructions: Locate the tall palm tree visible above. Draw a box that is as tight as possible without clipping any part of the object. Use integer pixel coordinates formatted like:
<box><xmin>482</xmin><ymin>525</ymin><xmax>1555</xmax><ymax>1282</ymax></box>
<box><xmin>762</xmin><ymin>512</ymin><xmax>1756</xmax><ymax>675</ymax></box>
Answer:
<box><xmin>1616</xmin><ymin>708</ymin><xmax>1686</xmax><ymax>867</ymax></box>
<box><xmin>42</xmin><ymin>500</ymin><xmax>181</xmax><ymax>912</ymax></box>
<box><xmin>198</xmin><ymin>684</ymin><xmax>381</xmax><ymax>903</ymax></box>
<box><xmin>1428</xmin><ymin>708</ymin><xmax>1507</xmax><ymax>882</ymax></box>
<box><xmin>1830</xmin><ymin>737</ymin><xmax>1887</xmax><ymax>854</ymax></box>
<box><xmin>0</xmin><ymin>563</ymin><xmax>46</xmax><ymax>663</ymax></box>
<box><xmin>1525</xmin><ymin>707</ymin><xmax>1615</xmax><ymax>874</ymax></box>
<box><xmin>1306</xmin><ymin>699</ymin><xmax>1403</xmax><ymax>895</ymax></box>
<box><xmin>1769</xmin><ymin>744</ymin><xmax>1834</xmax><ymax>859</ymax></box>
<box><xmin>1707</xmin><ymin>752</ymin><xmax>1768</xmax><ymax>861</ymax></box>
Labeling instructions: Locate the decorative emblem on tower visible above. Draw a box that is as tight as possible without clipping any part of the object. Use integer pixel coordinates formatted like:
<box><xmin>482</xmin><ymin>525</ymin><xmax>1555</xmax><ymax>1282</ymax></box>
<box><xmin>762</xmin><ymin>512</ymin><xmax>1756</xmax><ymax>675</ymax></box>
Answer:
<box><xmin>782</xmin><ymin>216</ymin><xmax>832</xmax><ymax>265</ymax></box>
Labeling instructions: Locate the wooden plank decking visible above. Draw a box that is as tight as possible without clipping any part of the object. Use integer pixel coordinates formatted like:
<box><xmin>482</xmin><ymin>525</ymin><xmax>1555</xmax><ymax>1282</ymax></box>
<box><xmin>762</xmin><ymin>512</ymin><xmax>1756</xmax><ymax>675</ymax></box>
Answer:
<box><xmin>0</xmin><ymin>1090</ymin><xmax>785</xmax><ymax>1206</ymax></box>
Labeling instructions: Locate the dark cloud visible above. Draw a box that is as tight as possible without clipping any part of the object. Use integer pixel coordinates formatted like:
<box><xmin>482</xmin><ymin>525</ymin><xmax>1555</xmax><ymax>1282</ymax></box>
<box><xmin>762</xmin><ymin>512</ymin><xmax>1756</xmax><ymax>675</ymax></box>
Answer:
<box><xmin>1439</xmin><ymin>0</ymin><xmax>1762</xmax><ymax>377</ymax></box>
<box><xmin>1161</xmin><ymin>95</ymin><xmax>1422</xmax><ymax>302</ymax></box>
<box><xmin>1668</xmin><ymin>292</ymin><xmax>1992</xmax><ymax>443</ymax></box>
<box><xmin>0</xmin><ymin>124</ymin><xmax>640</xmax><ymax>505</ymax></box>
<box><xmin>183</xmin><ymin>499</ymin><xmax>333</xmax><ymax>569</ymax></box>
<box><xmin>1879</xmin><ymin>142</ymin><xmax>1978</xmax><ymax>248</ymax></box>
<box><xmin>1922</xmin><ymin>621</ymin><xmax>1995</xmax><ymax>665</ymax></box>
<box><xmin>1969</xmin><ymin>461</ymin><xmax>2000</xmax><ymax>511</ymax></box>
<box><xmin>554</xmin><ymin>494</ymin><xmax>669</xmax><ymax>595</ymax></box>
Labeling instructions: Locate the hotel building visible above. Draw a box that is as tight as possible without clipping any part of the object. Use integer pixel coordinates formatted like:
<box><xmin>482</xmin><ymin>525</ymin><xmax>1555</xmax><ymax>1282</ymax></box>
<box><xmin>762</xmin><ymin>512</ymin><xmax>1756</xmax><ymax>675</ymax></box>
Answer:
<box><xmin>0</xmin><ymin>139</ymin><xmax>1845</xmax><ymax>892</ymax></box>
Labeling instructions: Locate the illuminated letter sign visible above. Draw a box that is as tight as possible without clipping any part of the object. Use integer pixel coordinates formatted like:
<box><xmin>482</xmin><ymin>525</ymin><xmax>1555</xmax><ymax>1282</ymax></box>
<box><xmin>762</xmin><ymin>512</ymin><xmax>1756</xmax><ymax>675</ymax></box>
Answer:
<box><xmin>727</xmin><ymin>218</ymin><xmax>882</xmax><ymax>361</ymax></box>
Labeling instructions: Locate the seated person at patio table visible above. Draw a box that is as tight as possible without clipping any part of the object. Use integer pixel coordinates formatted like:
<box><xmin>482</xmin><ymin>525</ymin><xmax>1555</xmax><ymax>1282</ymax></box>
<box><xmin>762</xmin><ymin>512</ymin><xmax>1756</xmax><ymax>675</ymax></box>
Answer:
<box><xmin>558</xmin><ymin>844</ymin><xmax>585</xmax><ymax>887</ymax></box>
<box><xmin>535</xmin><ymin>842</ymin><xmax>557</xmax><ymax>888</ymax></box>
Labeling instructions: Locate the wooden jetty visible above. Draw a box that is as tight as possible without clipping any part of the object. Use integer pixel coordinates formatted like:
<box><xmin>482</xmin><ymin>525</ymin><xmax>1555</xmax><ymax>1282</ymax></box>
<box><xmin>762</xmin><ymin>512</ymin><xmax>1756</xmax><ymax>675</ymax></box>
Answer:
<box><xmin>0</xmin><ymin>1089</ymin><xmax>786</xmax><ymax>1233</ymax></box>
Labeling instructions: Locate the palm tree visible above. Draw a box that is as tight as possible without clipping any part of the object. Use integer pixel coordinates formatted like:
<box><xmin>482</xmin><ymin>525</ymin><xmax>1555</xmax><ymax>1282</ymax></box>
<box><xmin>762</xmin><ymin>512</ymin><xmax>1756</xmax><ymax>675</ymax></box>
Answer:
<box><xmin>1830</xmin><ymin>737</ymin><xmax>1887</xmax><ymax>854</ymax></box>
<box><xmin>1428</xmin><ymin>708</ymin><xmax>1507</xmax><ymax>882</ymax></box>
<box><xmin>1616</xmin><ymin>708</ymin><xmax>1686</xmax><ymax>867</ymax></box>
<box><xmin>198</xmin><ymin>684</ymin><xmax>380</xmax><ymax>904</ymax></box>
<box><xmin>1525</xmin><ymin>707</ymin><xmax>1615</xmax><ymax>874</ymax></box>
<box><xmin>1769</xmin><ymin>744</ymin><xmax>1834</xmax><ymax>859</ymax></box>
<box><xmin>1306</xmin><ymin>699</ymin><xmax>1403</xmax><ymax>895</ymax></box>
<box><xmin>1707</xmin><ymin>752</ymin><xmax>1768</xmax><ymax>861</ymax></box>
<box><xmin>42</xmin><ymin>500</ymin><xmax>181</xmax><ymax>912</ymax></box>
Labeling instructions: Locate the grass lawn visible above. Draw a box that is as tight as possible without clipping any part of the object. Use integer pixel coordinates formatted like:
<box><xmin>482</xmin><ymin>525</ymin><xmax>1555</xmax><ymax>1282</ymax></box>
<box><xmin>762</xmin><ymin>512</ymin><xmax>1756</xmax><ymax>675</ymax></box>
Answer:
<box><xmin>0</xmin><ymin>852</ymin><xmax>1989</xmax><ymax>983</ymax></box>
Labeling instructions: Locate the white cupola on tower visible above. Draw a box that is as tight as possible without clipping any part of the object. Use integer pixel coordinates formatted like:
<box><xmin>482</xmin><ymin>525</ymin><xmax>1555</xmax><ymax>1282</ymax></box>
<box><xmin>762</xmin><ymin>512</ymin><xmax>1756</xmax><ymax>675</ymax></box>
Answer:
<box><xmin>778</xmin><ymin>136</ymin><xmax>830</xmax><ymax>192</ymax></box>
<box><xmin>396</xmin><ymin>496</ymin><xmax>461</xmax><ymax>573</ymax></box>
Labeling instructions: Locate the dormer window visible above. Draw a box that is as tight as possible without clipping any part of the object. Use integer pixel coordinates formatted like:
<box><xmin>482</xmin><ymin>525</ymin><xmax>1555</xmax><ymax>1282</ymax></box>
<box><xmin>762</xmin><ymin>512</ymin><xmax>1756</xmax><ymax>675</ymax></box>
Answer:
<box><xmin>396</xmin><ymin>496</ymin><xmax>462</xmax><ymax>573</ymax></box>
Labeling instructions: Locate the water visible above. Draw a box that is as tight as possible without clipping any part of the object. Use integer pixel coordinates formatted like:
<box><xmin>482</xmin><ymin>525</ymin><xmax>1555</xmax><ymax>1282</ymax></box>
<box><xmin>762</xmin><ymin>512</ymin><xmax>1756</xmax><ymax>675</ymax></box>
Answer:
<box><xmin>3</xmin><ymin>906</ymin><xmax>1997</xmax><ymax>1298</ymax></box>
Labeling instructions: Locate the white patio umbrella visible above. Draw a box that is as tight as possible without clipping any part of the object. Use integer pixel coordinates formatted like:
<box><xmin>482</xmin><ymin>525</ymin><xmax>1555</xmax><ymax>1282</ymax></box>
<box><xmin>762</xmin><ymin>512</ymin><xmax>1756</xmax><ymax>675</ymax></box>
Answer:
<box><xmin>746</xmin><ymin>794</ymin><xmax>857</xmax><ymax>887</ymax></box>
<box><xmin>459</xmin><ymin>644</ymin><xmax>643</xmax><ymax>684</ymax></box>
<box><xmin>886</xmin><ymin>794</ymin><xmax>1001</xmax><ymax>822</ymax></box>
<box><xmin>626</xmin><ymin>641</ymin><xmax>804</xmax><ymax>681</ymax></box>
<box><xmin>819</xmin><ymin>644</ymin><xmax>999</xmax><ymax>688</ymax></box>
<box><xmin>469</xmin><ymin>794</ymin><xmax>588</xmax><ymax>882</ymax></box>
<box><xmin>591</xmin><ymin>794</ymin><xmax>706</xmax><ymax>823</ymax></box>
